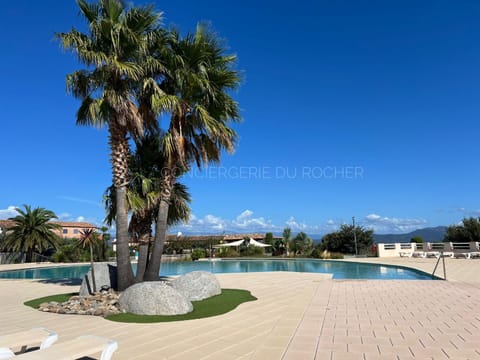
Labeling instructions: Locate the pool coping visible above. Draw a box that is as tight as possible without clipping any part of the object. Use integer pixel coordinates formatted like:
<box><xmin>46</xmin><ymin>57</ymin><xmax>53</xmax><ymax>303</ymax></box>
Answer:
<box><xmin>0</xmin><ymin>258</ymin><xmax>439</xmax><ymax>280</ymax></box>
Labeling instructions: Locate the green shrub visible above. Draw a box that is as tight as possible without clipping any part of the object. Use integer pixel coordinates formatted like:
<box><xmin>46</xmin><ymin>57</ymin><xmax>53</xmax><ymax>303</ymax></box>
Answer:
<box><xmin>240</xmin><ymin>246</ymin><xmax>264</xmax><ymax>257</ymax></box>
<box><xmin>310</xmin><ymin>249</ymin><xmax>321</xmax><ymax>258</ymax></box>
<box><xmin>310</xmin><ymin>249</ymin><xmax>344</xmax><ymax>259</ymax></box>
<box><xmin>191</xmin><ymin>248</ymin><xmax>206</xmax><ymax>261</ymax></box>
<box><xmin>217</xmin><ymin>247</ymin><xmax>239</xmax><ymax>258</ymax></box>
<box><xmin>410</xmin><ymin>236</ymin><xmax>424</xmax><ymax>243</ymax></box>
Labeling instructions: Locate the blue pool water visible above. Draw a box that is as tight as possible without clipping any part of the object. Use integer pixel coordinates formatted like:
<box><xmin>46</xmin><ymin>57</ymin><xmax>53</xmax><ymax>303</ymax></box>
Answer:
<box><xmin>0</xmin><ymin>259</ymin><xmax>434</xmax><ymax>280</ymax></box>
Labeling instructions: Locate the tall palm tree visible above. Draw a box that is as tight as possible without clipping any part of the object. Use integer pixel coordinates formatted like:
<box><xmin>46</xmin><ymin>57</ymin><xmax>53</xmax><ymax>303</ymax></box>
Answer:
<box><xmin>104</xmin><ymin>133</ymin><xmax>191</xmax><ymax>282</ymax></box>
<box><xmin>144</xmin><ymin>25</ymin><xmax>241</xmax><ymax>280</ymax></box>
<box><xmin>4</xmin><ymin>205</ymin><xmax>60</xmax><ymax>263</ymax></box>
<box><xmin>78</xmin><ymin>228</ymin><xmax>99</xmax><ymax>293</ymax></box>
<box><xmin>56</xmin><ymin>0</ymin><xmax>165</xmax><ymax>290</ymax></box>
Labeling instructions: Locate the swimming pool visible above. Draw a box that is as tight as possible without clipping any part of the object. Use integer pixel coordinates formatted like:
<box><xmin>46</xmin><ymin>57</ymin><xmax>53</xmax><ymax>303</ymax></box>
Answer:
<box><xmin>0</xmin><ymin>259</ymin><xmax>434</xmax><ymax>280</ymax></box>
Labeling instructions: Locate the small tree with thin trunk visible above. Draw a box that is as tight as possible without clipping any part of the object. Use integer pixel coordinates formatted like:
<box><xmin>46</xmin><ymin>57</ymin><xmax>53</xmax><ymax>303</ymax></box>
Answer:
<box><xmin>79</xmin><ymin>228</ymin><xmax>99</xmax><ymax>293</ymax></box>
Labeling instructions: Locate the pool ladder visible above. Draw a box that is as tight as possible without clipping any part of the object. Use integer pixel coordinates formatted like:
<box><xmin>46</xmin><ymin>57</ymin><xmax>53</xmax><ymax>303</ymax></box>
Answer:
<box><xmin>431</xmin><ymin>251</ymin><xmax>446</xmax><ymax>280</ymax></box>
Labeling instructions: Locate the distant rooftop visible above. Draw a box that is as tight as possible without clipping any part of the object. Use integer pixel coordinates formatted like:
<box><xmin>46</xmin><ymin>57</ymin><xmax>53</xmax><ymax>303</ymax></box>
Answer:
<box><xmin>51</xmin><ymin>221</ymin><xmax>98</xmax><ymax>228</ymax></box>
<box><xmin>0</xmin><ymin>220</ymin><xmax>97</xmax><ymax>230</ymax></box>
<box><xmin>167</xmin><ymin>233</ymin><xmax>282</xmax><ymax>242</ymax></box>
<box><xmin>0</xmin><ymin>220</ymin><xmax>15</xmax><ymax>229</ymax></box>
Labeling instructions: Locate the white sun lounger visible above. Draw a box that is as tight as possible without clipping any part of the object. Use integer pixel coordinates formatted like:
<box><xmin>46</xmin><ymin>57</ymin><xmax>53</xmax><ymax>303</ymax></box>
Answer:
<box><xmin>412</xmin><ymin>251</ymin><xmax>426</xmax><ymax>258</ymax></box>
<box><xmin>0</xmin><ymin>328</ymin><xmax>58</xmax><ymax>359</ymax></box>
<box><xmin>5</xmin><ymin>335</ymin><xmax>117</xmax><ymax>360</ymax></box>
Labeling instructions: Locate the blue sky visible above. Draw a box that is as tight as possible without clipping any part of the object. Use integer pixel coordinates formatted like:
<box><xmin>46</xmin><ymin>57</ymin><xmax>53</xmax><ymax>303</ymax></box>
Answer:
<box><xmin>1</xmin><ymin>0</ymin><xmax>480</xmax><ymax>235</ymax></box>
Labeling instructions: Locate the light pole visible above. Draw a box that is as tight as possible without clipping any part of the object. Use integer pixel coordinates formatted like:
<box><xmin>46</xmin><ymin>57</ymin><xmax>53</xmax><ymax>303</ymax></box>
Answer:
<box><xmin>353</xmin><ymin>216</ymin><xmax>358</xmax><ymax>256</ymax></box>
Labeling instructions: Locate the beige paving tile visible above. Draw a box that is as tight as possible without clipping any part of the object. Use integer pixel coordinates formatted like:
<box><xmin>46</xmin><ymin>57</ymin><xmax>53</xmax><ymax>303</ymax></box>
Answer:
<box><xmin>2</xmin><ymin>261</ymin><xmax>480</xmax><ymax>359</ymax></box>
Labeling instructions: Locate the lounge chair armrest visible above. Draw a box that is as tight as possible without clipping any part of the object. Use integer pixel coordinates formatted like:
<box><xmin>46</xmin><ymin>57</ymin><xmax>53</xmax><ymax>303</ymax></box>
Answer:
<box><xmin>0</xmin><ymin>348</ymin><xmax>15</xmax><ymax>360</ymax></box>
<box><xmin>36</xmin><ymin>329</ymin><xmax>58</xmax><ymax>350</ymax></box>
<box><xmin>100</xmin><ymin>340</ymin><xmax>118</xmax><ymax>360</ymax></box>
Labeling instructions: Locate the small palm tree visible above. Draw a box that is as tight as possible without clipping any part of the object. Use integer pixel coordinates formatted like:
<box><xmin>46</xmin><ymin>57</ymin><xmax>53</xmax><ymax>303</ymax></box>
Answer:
<box><xmin>291</xmin><ymin>232</ymin><xmax>313</xmax><ymax>256</ymax></box>
<box><xmin>4</xmin><ymin>205</ymin><xmax>60</xmax><ymax>262</ymax></box>
<box><xmin>283</xmin><ymin>228</ymin><xmax>292</xmax><ymax>256</ymax></box>
<box><xmin>78</xmin><ymin>228</ymin><xmax>99</xmax><ymax>293</ymax></box>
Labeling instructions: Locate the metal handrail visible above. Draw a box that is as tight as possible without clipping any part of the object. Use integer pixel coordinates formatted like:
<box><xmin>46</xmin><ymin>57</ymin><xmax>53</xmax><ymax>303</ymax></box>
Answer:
<box><xmin>431</xmin><ymin>251</ymin><xmax>446</xmax><ymax>280</ymax></box>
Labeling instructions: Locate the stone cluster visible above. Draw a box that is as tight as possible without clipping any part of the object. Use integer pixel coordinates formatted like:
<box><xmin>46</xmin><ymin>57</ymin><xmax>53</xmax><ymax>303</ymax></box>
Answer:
<box><xmin>37</xmin><ymin>270</ymin><xmax>222</xmax><ymax>317</ymax></box>
<box><xmin>38</xmin><ymin>292</ymin><xmax>122</xmax><ymax>317</ymax></box>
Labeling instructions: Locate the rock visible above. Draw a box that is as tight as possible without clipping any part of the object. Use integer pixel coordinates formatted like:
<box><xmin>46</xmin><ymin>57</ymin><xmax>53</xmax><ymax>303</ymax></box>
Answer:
<box><xmin>171</xmin><ymin>271</ymin><xmax>221</xmax><ymax>301</ymax></box>
<box><xmin>118</xmin><ymin>282</ymin><xmax>193</xmax><ymax>315</ymax></box>
<box><xmin>79</xmin><ymin>263</ymin><xmax>117</xmax><ymax>296</ymax></box>
<box><xmin>37</xmin><ymin>293</ymin><xmax>121</xmax><ymax>317</ymax></box>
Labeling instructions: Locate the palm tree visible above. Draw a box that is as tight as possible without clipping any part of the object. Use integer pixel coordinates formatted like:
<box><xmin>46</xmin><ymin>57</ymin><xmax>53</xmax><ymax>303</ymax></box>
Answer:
<box><xmin>104</xmin><ymin>133</ymin><xmax>191</xmax><ymax>282</ymax></box>
<box><xmin>143</xmin><ymin>25</ymin><xmax>241</xmax><ymax>280</ymax></box>
<box><xmin>57</xmin><ymin>0</ymin><xmax>165</xmax><ymax>290</ymax></box>
<box><xmin>4</xmin><ymin>205</ymin><xmax>60</xmax><ymax>262</ymax></box>
<box><xmin>78</xmin><ymin>228</ymin><xmax>99</xmax><ymax>293</ymax></box>
<box><xmin>283</xmin><ymin>228</ymin><xmax>292</xmax><ymax>256</ymax></box>
<box><xmin>290</xmin><ymin>232</ymin><xmax>313</xmax><ymax>257</ymax></box>
<box><xmin>99</xmin><ymin>226</ymin><xmax>110</xmax><ymax>261</ymax></box>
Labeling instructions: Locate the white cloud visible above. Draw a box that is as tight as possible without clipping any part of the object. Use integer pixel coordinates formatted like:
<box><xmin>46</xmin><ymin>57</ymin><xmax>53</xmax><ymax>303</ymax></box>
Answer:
<box><xmin>57</xmin><ymin>212</ymin><xmax>72</xmax><ymax>220</ymax></box>
<box><xmin>363</xmin><ymin>213</ymin><xmax>427</xmax><ymax>234</ymax></box>
<box><xmin>285</xmin><ymin>216</ymin><xmax>309</xmax><ymax>231</ymax></box>
<box><xmin>203</xmin><ymin>215</ymin><xmax>225</xmax><ymax>230</ymax></box>
<box><xmin>236</xmin><ymin>210</ymin><xmax>253</xmax><ymax>221</ymax></box>
<box><xmin>0</xmin><ymin>206</ymin><xmax>19</xmax><ymax>219</ymax></box>
<box><xmin>173</xmin><ymin>210</ymin><xmax>430</xmax><ymax>236</ymax></box>
<box><xmin>365</xmin><ymin>214</ymin><xmax>382</xmax><ymax>221</ymax></box>
<box><xmin>173</xmin><ymin>210</ymin><xmax>278</xmax><ymax>233</ymax></box>
<box><xmin>232</xmin><ymin>210</ymin><xmax>272</xmax><ymax>229</ymax></box>
<box><xmin>76</xmin><ymin>216</ymin><xmax>86</xmax><ymax>222</ymax></box>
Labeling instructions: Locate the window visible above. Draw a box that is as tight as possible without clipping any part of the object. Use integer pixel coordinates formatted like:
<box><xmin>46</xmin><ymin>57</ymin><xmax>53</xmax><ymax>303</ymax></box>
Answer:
<box><xmin>73</xmin><ymin>229</ymin><xmax>79</xmax><ymax>234</ymax></box>
<box><xmin>63</xmin><ymin>229</ymin><xmax>68</xmax><ymax>234</ymax></box>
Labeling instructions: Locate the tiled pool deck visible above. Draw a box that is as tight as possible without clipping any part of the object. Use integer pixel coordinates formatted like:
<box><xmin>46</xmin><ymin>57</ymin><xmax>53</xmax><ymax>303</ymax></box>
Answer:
<box><xmin>1</xmin><ymin>258</ymin><xmax>479</xmax><ymax>359</ymax></box>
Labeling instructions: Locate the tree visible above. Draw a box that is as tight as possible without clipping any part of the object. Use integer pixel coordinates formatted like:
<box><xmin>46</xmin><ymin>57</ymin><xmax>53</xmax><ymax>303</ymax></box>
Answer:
<box><xmin>144</xmin><ymin>25</ymin><xmax>241</xmax><ymax>281</ymax></box>
<box><xmin>78</xmin><ymin>228</ymin><xmax>99</xmax><ymax>293</ymax></box>
<box><xmin>321</xmin><ymin>224</ymin><xmax>374</xmax><ymax>255</ymax></box>
<box><xmin>4</xmin><ymin>205</ymin><xmax>60</xmax><ymax>262</ymax></box>
<box><xmin>410</xmin><ymin>236</ymin><xmax>424</xmax><ymax>243</ymax></box>
<box><xmin>103</xmin><ymin>133</ymin><xmax>191</xmax><ymax>282</ymax></box>
<box><xmin>289</xmin><ymin>232</ymin><xmax>313</xmax><ymax>257</ymax></box>
<box><xmin>57</xmin><ymin>0</ymin><xmax>165</xmax><ymax>290</ymax></box>
<box><xmin>265</xmin><ymin>232</ymin><xmax>274</xmax><ymax>245</ymax></box>
<box><xmin>282</xmin><ymin>228</ymin><xmax>292</xmax><ymax>256</ymax></box>
<box><xmin>444</xmin><ymin>217</ymin><xmax>480</xmax><ymax>243</ymax></box>
<box><xmin>99</xmin><ymin>226</ymin><xmax>110</xmax><ymax>261</ymax></box>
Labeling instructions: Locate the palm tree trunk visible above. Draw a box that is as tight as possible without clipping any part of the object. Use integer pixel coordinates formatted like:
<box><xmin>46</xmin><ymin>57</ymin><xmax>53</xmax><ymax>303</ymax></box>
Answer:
<box><xmin>90</xmin><ymin>244</ymin><xmax>96</xmax><ymax>293</ymax></box>
<box><xmin>144</xmin><ymin>198</ymin><xmax>169</xmax><ymax>281</ymax></box>
<box><xmin>115</xmin><ymin>185</ymin><xmax>135</xmax><ymax>289</ymax></box>
<box><xmin>135</xmin><ymin>237</ymin><xmax>149</xmax><ymax>283</ymax></box>
<box><xmin>26</xmin><ymin>249</ymin><xmax>33</xmax><ymax>263</ymax></box>
<box><xmin>109</xmin><ymin>121</ymin><xmax>134</xmax><ymax>290</ymax></box>
<box><xmin>144</xmin><ymin>170</ymin><xmax>174</xmax><ymax>281</ymax></box>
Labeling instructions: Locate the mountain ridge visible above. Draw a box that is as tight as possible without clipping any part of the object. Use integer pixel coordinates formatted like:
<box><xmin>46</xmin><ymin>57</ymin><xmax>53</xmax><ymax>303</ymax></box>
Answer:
<box><xmin>373</xmin><ymin>226</ymin><xmax>447</xmax><ymax>243</ymax></box>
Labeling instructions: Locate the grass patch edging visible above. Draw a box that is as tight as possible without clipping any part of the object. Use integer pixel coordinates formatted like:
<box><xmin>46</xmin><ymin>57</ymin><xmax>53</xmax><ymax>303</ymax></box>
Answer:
<box><xmin>24</xmin><ymin>289</ymin><xmax>256</xmax><ymax>323</ymax></box>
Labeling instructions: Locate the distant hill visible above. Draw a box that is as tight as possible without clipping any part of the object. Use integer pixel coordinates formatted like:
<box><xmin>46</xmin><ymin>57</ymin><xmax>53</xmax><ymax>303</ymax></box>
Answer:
<box><xmin>374</xmin><ymin>226</ymin><xmax>447</xmax><ymax>244</ymax></box>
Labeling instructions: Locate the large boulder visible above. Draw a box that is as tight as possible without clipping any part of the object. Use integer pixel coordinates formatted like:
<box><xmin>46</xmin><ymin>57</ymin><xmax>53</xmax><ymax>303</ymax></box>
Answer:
<box><xmin>79</xmin><ymin>263</ymin><xmax>117</xmax><ymax>296</ymax></box>
<box><xmin>118</xmin><ymin>282</ymin><xmax>193</xmax><ymax>315</ymax></box>
<box><xmin>171</xmin><ymin>271</ymin><xmax>221</xmax><ymax>301</ymax></box>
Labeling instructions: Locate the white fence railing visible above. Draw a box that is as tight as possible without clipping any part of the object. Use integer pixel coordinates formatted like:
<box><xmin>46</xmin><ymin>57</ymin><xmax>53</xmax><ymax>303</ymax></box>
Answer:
<box><xmin>377</xmin><ymin>242</ymin><xmax>480</xmax><ymax>258</ymax></box>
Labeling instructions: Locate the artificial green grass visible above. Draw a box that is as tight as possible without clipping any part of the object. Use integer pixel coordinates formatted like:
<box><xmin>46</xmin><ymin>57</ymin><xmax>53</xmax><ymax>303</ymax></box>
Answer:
<box><xmin>24</xmin><ymin>293</ymin><xmax>77</xmax><ymax>309</ymax></box>
<box><xmin>106</xmin><ymin>289</ymin><xmax>256</xmax><ymax>323</ymax></box>
<box><xmin>24</xmin><ymin>289</ymin><xmax>257</xmax><ymax>323</ymax></box>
